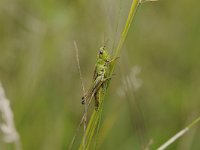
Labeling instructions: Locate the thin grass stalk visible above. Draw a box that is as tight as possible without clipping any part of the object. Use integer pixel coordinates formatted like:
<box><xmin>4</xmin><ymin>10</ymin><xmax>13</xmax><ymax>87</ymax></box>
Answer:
<box><xmin>114</xmin><ymin>0</ymin><xmax>140</xmax><ymax>59</ymax></box>
<box><xmin>79</xmin><ymin>0</ymin><xmax>140</xmax><ymax>149</ymax></box>
<box><xmin>157</xmin><ymin>116</ymin><xmax>200</xmax><ymax>150</ymax></box>
<box><xmin>79</xmin><ymin>88</ymin><xmax>105</xmax><ymax>150</ymax></box>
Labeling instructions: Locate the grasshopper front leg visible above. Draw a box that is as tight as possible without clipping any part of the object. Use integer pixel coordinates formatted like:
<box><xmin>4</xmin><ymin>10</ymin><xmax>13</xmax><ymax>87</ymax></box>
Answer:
<box><xmin>106</xmin><ymin>57</ymin><xmax>119</xmax><ymax>65</ymax></box>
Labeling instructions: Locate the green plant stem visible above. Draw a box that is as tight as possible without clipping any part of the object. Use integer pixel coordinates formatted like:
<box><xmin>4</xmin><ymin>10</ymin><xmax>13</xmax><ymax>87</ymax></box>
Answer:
<box><xmin>79</xmin><ymin>90</ymin><xmax>105</xmax><ymax>150</ymax></box>
<box><xmin>114</xmin><ymin>0</ymin><xmax>140</xmax><ymax>58</ymax></box>
<box><xmin>79</xmin><ymin>0</ymin><xmax>140</xmax><ymax>149</ymax></box>
<box><xmin>110</xmin><ymin>0</ymin><xmax>140</xmax><ymax>78</ymax></box>
<box><xmin>157</xmin><ymin>116</ymin><xmax>200</xmax><ymax>150</ymax></box>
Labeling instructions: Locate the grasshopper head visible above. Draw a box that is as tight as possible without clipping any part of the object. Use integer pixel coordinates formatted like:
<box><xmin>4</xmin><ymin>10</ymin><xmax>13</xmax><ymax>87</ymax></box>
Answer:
<box><xmin>98</xmin><ymin>46</ymin><xmax>110</xmax><ymax>61</ymax></box>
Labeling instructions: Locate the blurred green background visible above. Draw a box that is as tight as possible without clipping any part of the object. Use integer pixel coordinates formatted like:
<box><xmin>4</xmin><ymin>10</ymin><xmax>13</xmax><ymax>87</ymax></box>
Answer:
<box><xmin>0</xmin><ymin>0</ymin><xmax>200</xmax><ymax>149</ymax></box>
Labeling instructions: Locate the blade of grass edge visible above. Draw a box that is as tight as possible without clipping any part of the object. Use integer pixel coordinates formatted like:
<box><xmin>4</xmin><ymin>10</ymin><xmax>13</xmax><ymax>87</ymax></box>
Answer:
<box><xmin>79</xmin><ymin>0</ymin><xmax>140</xmax><ymax>149</ymax></box>
<box><xmin>157</xmin><ymin>116</ymin><xmax>200</xmax><ymax>150</ymax></box>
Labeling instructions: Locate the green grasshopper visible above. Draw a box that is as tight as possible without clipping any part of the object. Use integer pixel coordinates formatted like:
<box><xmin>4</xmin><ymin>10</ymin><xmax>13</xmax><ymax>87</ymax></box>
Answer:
<box><xmin>81</xmin><ymin>46</ymin><xmax>114</xmax><ymax>110</ymax></box>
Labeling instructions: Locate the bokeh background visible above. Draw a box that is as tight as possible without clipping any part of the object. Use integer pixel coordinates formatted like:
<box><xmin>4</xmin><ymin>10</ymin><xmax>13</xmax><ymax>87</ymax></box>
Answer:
<box><xmin>0</xmin><ymin>0</ymin><xmax>200</xmax><ymax>149</ymax></box>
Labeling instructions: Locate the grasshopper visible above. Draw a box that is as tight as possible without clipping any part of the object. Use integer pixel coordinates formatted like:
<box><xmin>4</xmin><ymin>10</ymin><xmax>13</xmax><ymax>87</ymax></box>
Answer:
<box><xmin>81</xmin><ymin>46</ymin><xmax>114</xmax><ymax>110</ymax></box>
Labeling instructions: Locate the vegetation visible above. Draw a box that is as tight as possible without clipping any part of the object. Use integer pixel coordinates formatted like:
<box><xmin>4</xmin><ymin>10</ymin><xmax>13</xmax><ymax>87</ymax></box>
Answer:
<box><xmin>0</xmin><ymin>0</ymin><xmax>200</xmax><ymax>150</ymax></box>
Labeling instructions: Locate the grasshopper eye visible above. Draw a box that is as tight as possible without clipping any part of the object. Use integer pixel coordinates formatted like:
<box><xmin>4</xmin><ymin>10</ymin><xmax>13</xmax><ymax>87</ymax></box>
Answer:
<box><xmin>99</xmin><ymin>50</ymin><xmax>103</xmax><ymax>55</ymax></box>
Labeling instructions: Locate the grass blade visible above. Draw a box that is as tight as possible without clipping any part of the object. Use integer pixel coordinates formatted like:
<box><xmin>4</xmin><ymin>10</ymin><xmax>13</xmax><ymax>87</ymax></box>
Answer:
<box><xmin>157</xmin><ymin>116</ymin><xmax>200</xmax><ymax>150</ymax></box>
<box><xmin>79</xmin><ymin>0</ymin><xmax>141</xmax><ymax>149</ymax></box>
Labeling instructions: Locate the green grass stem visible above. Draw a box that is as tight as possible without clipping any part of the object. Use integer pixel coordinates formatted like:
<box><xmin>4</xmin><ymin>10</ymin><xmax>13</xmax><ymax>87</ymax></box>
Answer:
<box><xmin>157</xmin><ymin>116</ymin><xmax>200</xmax><ymax>150</ymax></box>
<box><xmin>79</xmin><ymin>0</ymin><xmax>140</xmax><ymax>149</ymax></box>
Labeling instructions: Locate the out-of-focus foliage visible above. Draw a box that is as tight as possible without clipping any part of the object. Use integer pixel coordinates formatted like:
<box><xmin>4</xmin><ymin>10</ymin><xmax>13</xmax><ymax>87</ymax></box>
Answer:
<box><xmin>0</xmin><ymin>0</ymin><xmax>200</xmax><ymax>149</ymax></box>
